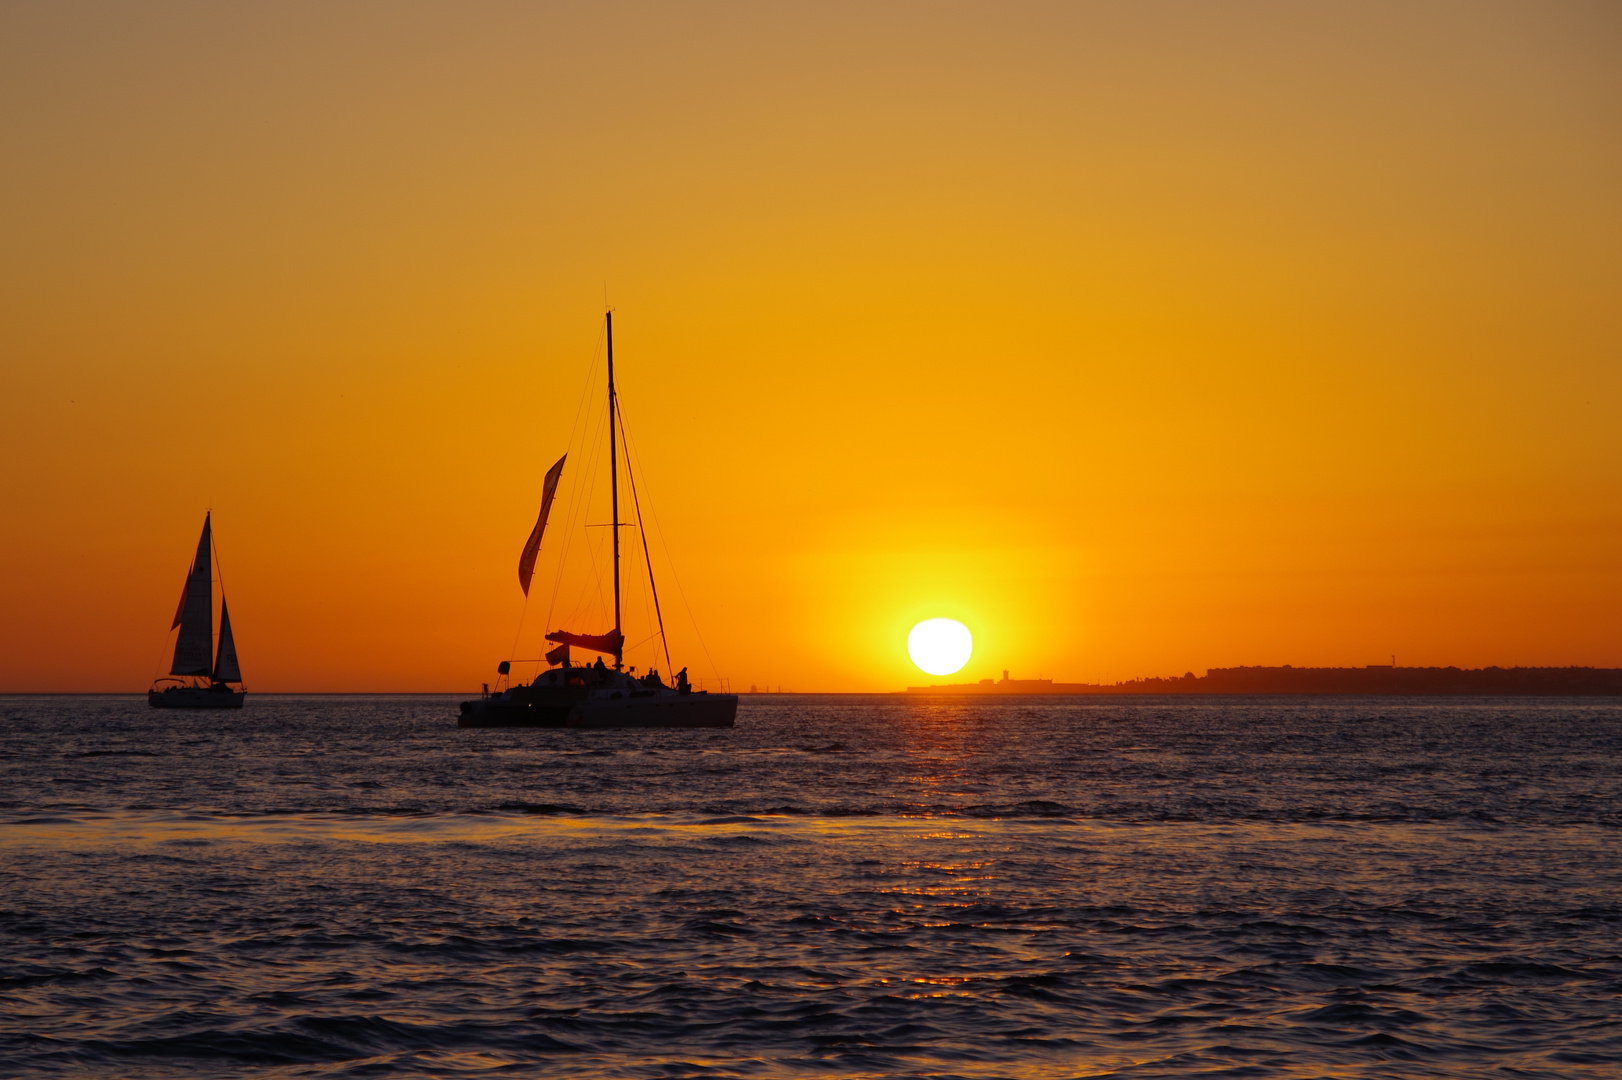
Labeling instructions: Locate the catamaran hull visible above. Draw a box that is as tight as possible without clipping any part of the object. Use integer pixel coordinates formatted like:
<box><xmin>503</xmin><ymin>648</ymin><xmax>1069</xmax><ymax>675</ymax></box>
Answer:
<box><xmin>148</xmin><ymin>687</ymin><xmax>246</xmax><ymax>709</ymax></box>
<box><xmin>456</xmin><ymin>701</ymin><xmax>578</xmax><ymax>728</ymax></box>
<box><xmin>458</xmin><ymin>694</ymin><xmax>737</xmax><ymax>729</ymax></box>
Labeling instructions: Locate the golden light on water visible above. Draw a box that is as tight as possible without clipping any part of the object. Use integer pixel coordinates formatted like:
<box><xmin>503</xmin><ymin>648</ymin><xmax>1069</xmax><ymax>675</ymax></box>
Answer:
<box><xmin>908</xmin><ymin>619</ymin><xmax>973</xmax><ymax>677</ymax></box>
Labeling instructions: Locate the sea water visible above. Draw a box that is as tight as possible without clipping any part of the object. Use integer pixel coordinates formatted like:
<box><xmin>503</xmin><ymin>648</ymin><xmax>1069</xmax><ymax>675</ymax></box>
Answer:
<box><xmin>1</xmin><ymin>694</ymin><xmax>1618</xmax><ymax>1078</ymax></box>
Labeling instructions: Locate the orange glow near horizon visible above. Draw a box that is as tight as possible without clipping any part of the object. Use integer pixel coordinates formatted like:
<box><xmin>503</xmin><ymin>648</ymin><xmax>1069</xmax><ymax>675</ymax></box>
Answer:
<box><xmin>2</xmin><ymin>3</ymin><xmax>1620</xmax><ymax>691</ymax></box>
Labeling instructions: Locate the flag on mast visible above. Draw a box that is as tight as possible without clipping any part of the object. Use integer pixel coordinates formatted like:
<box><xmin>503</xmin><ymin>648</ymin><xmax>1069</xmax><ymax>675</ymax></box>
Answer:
<box><xmin>518</xmin><ymin>454</ymin><xmax>567</xmax><ymax>596</ymax></box>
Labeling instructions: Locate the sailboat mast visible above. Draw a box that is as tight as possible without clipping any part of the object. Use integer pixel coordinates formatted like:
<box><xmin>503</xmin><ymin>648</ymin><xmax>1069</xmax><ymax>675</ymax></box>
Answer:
<box><xmin>607</xmin><ymin>310</ymin><xmax>622</xmax><ymax>666</ymax></box>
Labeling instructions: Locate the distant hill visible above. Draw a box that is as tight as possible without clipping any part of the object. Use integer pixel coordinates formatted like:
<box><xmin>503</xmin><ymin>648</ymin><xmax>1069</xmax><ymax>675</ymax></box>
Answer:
<box><xmin>905</xmin><ymin>666</ymin><xmax>1622</xmax><ymax>696</ymax></box>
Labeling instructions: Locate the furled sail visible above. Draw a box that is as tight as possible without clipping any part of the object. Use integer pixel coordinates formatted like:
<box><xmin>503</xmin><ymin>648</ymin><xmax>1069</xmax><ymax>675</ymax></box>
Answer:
<box><xmin>169</xmin><ymin>515</ymin><xmax>214</xmax><ymax>676</ymax></box>
<box><xmin>213</xmin><ymin>597</ymin><xmax>241</xmax><ymax>683</ymax></box>
<box><xmin>518</xmin><ymin>454</ymin><xmax>567</xmax><ymax>596</ymax></box>
<box><xmin>545</xmin><ymin>629</ymin><xmax>625</xmax><ymax>657</ymax></box>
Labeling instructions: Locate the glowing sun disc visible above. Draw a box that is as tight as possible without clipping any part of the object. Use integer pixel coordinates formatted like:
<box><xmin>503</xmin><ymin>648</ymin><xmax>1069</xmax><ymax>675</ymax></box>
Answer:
<box><xmin>908</xmin><ymin>618</ymin><xmax>973</xmax><ymax>676</ymax></box>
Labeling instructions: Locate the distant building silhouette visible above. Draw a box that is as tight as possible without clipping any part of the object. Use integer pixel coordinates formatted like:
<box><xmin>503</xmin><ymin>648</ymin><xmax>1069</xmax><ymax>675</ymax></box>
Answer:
<box><xmin>905</xmin><ymin>666</ymin><xmax>1622</xmax><ymax>696</ymax></box>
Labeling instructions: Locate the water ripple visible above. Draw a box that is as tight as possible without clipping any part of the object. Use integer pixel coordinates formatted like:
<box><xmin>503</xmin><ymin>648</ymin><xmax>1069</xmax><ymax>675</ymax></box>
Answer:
<box><xmin>0</xmin><ymin>693</ymin><xmax>1619</xmax><ymax>1077</ymax></box>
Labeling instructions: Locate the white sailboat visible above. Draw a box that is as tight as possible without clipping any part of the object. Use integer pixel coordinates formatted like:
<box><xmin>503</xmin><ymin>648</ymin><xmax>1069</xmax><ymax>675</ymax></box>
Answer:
<box><xmin>149</xmin><ymin>512</ymin><xmax>246</xmax><ymax>709</ymax></box>
<box><xmin>459</xmin><ymin>312</ymin><xmax>737</xmax><ymax>729</ymax></box>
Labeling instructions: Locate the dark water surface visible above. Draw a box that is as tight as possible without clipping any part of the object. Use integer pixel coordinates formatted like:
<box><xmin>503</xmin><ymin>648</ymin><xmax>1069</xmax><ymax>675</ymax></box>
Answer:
<box><xmin>2</xmin><ymin>694</ymin><xmax>1619</xmax><ymax>1078</ymax></box>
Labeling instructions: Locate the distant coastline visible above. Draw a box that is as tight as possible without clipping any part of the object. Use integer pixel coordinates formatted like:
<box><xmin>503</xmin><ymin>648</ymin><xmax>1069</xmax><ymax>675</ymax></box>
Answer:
<box><xmin>904</xmin><ymin>666</ymin><xmax>1622</xmax><ymax>696</ymax></box>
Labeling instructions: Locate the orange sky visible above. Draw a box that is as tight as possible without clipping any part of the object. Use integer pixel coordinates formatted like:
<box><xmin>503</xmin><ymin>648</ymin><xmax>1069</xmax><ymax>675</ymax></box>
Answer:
<box><xmin>2</xmin><ymin>2</ymin><xmax>1619</xmax><ymax>692</ymax></box>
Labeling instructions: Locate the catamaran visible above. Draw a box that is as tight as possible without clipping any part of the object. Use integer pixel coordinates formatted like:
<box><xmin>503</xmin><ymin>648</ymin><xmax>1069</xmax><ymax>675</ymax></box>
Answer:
<box><xmin>459</xmin><ymin>313</ymin><xmax>737</xmax><ymax>729</ymax></box>
<box><xmin>149</xmin><ymin>512</ymin><xmax>245</xmax><ymax>709</ymax></box>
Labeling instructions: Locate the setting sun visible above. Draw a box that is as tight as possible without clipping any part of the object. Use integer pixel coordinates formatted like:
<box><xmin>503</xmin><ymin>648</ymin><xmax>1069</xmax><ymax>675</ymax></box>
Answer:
<box><xmin>908</xmin><ymin>618</ymin><xmax>973</xmax><ymax>677</ymax></box>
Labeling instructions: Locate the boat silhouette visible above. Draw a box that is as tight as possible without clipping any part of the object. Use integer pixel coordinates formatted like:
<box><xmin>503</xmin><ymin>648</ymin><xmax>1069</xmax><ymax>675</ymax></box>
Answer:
<box><xmin>149</xmin><ymin>512</ymin><xmax>245</xmax><ymax>709</ymax></box>
<box><xmin>458</xmin><ymin>312</ymin><xmax>737</xmax><ymax>729</ymax></box>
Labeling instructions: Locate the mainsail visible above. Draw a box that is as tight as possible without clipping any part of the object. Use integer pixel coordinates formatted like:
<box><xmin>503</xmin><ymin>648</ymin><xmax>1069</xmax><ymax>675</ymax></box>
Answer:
<box><xmin>545</xmin><ymin>629</ymin><xmax>625</xmax><ymax>657</ymax></box>
<box><xmin>213</xmin><ymin>597</ymin><xmax>241</xmax><ymax>683</ymax></box>
<box><xmin>518</xmin><ymin>454</ymin><xmax>567</xmax><ymax>596</ymax></box>
<box><xmin>169</xmin><ymin>515</ymin><xmax>214</xmax><ymax>677</ymax></box>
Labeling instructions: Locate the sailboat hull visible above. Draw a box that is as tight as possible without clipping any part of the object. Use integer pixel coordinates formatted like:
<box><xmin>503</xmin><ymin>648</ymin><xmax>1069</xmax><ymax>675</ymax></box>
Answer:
<box><xmin>470</xmin><ymin>312</ymin><xmax>731</xmax><ymax>734</ymax></box>
<box><xmin>458</xmin><ymin>692</ymin><xmax>736</xmax><ymax>729</ymax></box>
<box><xmin>148</xmin><ymin>685</ymin><xmax>246</xmax><ymax>709</ymax></box>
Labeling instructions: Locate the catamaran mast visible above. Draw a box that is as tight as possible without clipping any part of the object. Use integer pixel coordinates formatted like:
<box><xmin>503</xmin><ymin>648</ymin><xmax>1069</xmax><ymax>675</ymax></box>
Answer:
<box><xmin>607</xmin><ymin>310</ymin><xmax>622</xmax><ymax>667</ymax></box>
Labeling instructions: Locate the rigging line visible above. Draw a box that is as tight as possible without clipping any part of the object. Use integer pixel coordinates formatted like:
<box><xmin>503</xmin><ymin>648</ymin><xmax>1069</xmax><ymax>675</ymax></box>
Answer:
<box><xmin>511</xmin><ymin>320</ymin><xmax>606</xmax><ymax>675</ymax></box>
<box><xmin>551</xmin><ymin>430</ymin><xmax>597</xmax><ymax>632</ymax></box>
<box><xmin>617</xmin><ymin>401</ymin><xmax>672</xmax><ymax>676</ymax></box>
<box><xmin>504</xmin><ymin>600</ymin><xmax>529</xmax><ymax>687</ymax></box>
<box><xmin>571</xmin><ymin>514</ymin><xmax>608</xmax><ymax>632</ymax></box>
<box><xmin>546</xmin><ymin>325</ymin><xmax>608</xmax><ymax>635</ymax></box>
<box><xmin>578</xmin><ymin>385</ymin><xmax>613</xmax><ymax>626</ymax></box>
<box><xmin>150</xmin><ymin>623</ymin><xmax>174</xmax><ymax>684</ymax></box>
<box><xmin>629</xmin><ymin>500</ymin><xmax>653</xmax><ymax>672</ymax></box>
<box><xmin>211</xmin><ymin>519</ymin><xmax>228</xmax><ymax>605</ymax></box>
<box><xmin>149</xmin><ymin>577</ymin><xmax>181</xmax><ymax>686</ymax></box>
<box><xmin>615</xmin><ymin>395</ymin><xmax>719</xmax><ymax>686</ymax></box>
<box><xmin>625</xmin><ymin>629</ymin><xmax>662</xmax><ymax>652</ymax></box>
<box><xmin>571</xmin><ymin>317</ymin><xmax>607</xmax><ymax>451</ymax></box>
<box><xmin>506</xmin><ymin>478</ymin><xmax>547</xmax><ymax>679</ymax></box>
<box><xmin>636</xmin><ymin>520</ymin><xmax>654</xmax><ymax>671</ymax></box>
<box><xmin>210</xmin><ymin>518</ymin><xmax>230</xmax><ymax>671</ymax></box>
<box><xmin>560</xmin><ymin>382</ymin><xmax>611</xmax><ymax>634</ymax></box>
<box><xmin>544</xmin><ymin>329</ymin><xmax>603</xmax><ymax>632</ymax></box>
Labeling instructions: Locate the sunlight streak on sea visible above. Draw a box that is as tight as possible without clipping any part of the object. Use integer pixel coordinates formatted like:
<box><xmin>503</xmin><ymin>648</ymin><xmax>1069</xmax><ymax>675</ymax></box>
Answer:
<box><xmin>2</xmin><ymin>694</ymin><xmax>1620</xmax><ymax>1078</ymax></box>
